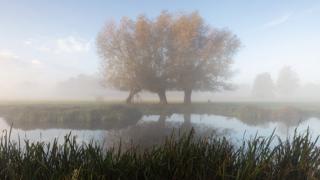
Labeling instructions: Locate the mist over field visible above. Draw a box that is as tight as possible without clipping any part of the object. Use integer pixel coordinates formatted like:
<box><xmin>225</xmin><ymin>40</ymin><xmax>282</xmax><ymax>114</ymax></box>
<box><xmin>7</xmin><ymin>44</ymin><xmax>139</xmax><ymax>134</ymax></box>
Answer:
<box><xmin>1</xmin><ymin>73</ymin><xmax>320</xmax><ymax>102</ymax></box>
<box><xmin>0</xmin><ymin>1</ymin><xmax>320</xmax><ymax>103</ymax></box>
<box><xmin>2</xmin><ymin>1</ymin><xmax>320</xmax><ymax>179</ymax></box>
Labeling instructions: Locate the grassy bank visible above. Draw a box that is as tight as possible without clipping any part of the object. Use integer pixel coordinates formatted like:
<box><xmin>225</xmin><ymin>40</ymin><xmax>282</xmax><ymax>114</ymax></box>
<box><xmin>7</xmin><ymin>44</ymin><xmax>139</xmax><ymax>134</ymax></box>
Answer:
<box><xmin>0</xmin><ymin>129</ymin><xmax>319</xmax><ymax>179</ymax></box>
<box><xmin>0</xmin><ymin>101</ymin><xmax>320</xmax><ymax>129</ymax></box>
<box><xmin>0</xmin><ymin>104</ymin><xmax>142</xmax><ymax>130</ymax></box>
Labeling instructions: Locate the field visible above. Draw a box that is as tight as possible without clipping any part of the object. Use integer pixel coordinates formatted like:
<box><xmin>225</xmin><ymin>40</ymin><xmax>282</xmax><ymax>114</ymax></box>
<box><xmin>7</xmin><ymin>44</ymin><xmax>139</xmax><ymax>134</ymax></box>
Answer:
<box><xmin>0</xmin><ymin>102</ymin><xmax>142</xmax><ymax>130</ymax></box>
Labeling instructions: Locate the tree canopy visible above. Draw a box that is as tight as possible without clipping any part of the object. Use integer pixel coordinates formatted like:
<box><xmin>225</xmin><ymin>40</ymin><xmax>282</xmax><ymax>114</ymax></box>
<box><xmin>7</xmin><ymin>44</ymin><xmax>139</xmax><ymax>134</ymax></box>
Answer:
<box><xmin>168</xmin><ymin>12</ymin><xmax>240</xmax><ymax>103</ymax></box>
<box><xmin>97</xmin><ymin>11</ymin><xmax>240</xmax><ymax>104</ymax></box>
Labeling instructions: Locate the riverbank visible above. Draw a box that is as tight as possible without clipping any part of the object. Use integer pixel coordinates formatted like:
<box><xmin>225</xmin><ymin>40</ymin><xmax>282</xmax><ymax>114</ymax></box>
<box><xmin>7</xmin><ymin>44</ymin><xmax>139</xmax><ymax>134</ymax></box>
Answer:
<box><xmin>0</xmin><ymin>129</ymin><xmax>318</xmax><ymax>179</ymax></box>
<box><xmin>0</xmin><ymin>101</ymin><xmax>319</xmax><ymax>129</ymax></box>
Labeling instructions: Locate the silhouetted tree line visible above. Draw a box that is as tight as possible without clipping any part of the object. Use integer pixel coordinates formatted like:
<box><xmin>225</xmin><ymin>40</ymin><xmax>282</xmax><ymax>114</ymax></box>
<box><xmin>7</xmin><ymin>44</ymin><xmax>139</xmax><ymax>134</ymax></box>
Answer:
<box><xmin>252</xmin><ymin>66</ymin><xmax>300</xmax><ymax>98</ymax></box>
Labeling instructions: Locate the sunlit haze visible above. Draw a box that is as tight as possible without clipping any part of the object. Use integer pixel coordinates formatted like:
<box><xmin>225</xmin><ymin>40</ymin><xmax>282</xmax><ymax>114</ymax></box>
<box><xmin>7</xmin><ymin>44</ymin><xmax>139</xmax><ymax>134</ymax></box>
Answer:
<box><xmin>1</xmin><ymin>0</ymin><xmax>320</xmax><ymax>100</ymax></box>
<box><xmin>3</xmin><ymin>1</ymin><xmax>320</xmax><ymax>178</ymax></box>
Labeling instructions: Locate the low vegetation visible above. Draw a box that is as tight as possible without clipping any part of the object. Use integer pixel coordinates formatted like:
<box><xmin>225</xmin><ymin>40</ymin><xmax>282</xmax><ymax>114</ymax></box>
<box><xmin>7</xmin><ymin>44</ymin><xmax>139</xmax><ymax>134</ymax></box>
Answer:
<box><xmin>0</xmin><ymin>104</ymin><xmax>142</xmax><ymax>130</ymax></box>
<box><xmin>0</xmin><ymin>128</ymin><xmax>319</xmax><ymax>179</ymax></box>
<box><xmin>1</xmin><ymin>102</ymin><xmax>320</xmax><ymax>129</ymax></box>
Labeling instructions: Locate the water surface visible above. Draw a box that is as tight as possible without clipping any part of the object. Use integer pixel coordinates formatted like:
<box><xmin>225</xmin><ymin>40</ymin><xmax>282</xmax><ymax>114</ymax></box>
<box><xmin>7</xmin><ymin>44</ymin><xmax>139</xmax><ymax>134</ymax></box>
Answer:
<box><xmin>0</xmin><ymin>113</ymin><xmax>318</xmax><ymax>148</ymax></box>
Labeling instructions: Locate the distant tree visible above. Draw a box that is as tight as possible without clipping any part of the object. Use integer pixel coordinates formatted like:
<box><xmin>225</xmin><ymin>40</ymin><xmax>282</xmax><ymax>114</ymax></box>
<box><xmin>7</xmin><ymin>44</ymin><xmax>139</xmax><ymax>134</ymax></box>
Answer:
<box><xmin>276</xmin><ymin>66</ymin><xmax>300</xmax><ymax>97</ymax></box>
<box><xmin>97</xmin><ymin>12</ymin><xmax>173</xmax><ymax>104</ymax></box>
<box><xmin>252</xmin><ymin>73</ymin><xmax>275</xmax><ymax>98</ymax></box>
<box><xmin>169</xmin><ymin>12</ymin><xmax>240</xmax><ymax>104</ymax></box>
<box><xmin>56</xmin><ymin>74</ymin><xmax>105</xmax><ymax>99</ymax></box>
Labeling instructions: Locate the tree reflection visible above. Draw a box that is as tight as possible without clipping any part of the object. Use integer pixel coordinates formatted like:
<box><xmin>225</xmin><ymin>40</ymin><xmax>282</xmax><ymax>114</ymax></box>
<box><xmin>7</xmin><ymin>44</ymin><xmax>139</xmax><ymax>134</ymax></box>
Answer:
<box><xmin>106</xmin><ymin>112</ymin><xmax>219</xmax><ymax>151</ymax></box>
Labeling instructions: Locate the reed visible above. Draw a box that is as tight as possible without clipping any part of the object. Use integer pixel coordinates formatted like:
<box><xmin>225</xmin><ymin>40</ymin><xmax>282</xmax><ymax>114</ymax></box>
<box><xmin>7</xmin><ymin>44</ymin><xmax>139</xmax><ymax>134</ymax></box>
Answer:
<box><xmin>0</xmin><ymin>128</ymin><xmax>319</xmax><ymax>179</ymax></box>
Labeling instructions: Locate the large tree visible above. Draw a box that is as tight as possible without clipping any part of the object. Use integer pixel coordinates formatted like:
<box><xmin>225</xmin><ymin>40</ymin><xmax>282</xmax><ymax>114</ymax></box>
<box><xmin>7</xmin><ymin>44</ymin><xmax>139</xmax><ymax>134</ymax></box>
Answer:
<box><xmin>97</xmin><ymin>13</ymin><xmax>173</xmax><ymax>104</ymax></box>
<box><xmin>169</xmin><ymin>12</ymin><xmax>240</xmax><ymax>104</ymax></box>
<box><xmin>97</xmin><ymin>12</ymin><xmax>240</xmax><ymax>104</ymax></box>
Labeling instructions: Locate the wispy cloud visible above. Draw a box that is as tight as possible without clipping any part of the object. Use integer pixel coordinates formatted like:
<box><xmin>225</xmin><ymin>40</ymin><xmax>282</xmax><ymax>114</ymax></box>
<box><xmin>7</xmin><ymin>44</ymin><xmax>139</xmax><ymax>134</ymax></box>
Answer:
<box><xmin>0</xmin><ymin>49</ymin><xmax>45</xmax><ymax>68</ymax></box>
<box><xmin>0</xmin><ymin>49</ymin><xmax>19</xmax><ymax>60</ymax></box>
<box><xmin>55</xmin><ymin>36</ymin><xmax>91</xmax><ymax>54</ymax></box>
<box><xmin>29</xmin><ymin>36</ymin><xmax>91</xmax><ymax>54</ymax></box>
<box><xmin>24</xmin><ymin>38</ymin><xmax>34</xmax><ymax>46</ymax></box>
<box><xmin>31</xmin><ymin>59</ymin><xmax>42</xmax><ymax>65</ymax></box>
<box><xmin>263</xmin><ymin>13</ymin><xmax>292</xmax><ymax>28</ymax></box>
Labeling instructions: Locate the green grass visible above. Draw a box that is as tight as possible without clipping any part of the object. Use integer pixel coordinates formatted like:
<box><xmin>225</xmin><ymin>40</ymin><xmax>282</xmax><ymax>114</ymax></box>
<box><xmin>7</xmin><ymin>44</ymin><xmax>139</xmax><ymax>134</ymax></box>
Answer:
<box><xmin>0</xmin><ymin>104</ymin><xmax>142</xmax><ymax>130</ymax></box>
<box><xmin>0</xmin><ymin>128</ymin><xmax>319</xmax><ymax>179</ymax></box>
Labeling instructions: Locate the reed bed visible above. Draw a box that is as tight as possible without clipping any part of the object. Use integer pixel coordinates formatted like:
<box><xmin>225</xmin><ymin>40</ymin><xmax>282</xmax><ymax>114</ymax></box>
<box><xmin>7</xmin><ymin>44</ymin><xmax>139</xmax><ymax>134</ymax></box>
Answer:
<box><xmin>0</xmin><ymin>128</ymin><xmax>319</xmax><ymax>179</ymax></box>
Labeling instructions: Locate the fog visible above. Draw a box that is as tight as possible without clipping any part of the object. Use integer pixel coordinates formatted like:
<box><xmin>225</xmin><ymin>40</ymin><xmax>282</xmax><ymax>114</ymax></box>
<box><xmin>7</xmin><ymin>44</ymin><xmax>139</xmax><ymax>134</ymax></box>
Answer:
<box><xmin>3</xmin><ymin>1</ymin><xmax>320</xmax><ymax>178</ymax></box>
<box><xmin>1</xmin><ymin>72</ymin><xmax>320</xmax><ymax>102</ymax></box>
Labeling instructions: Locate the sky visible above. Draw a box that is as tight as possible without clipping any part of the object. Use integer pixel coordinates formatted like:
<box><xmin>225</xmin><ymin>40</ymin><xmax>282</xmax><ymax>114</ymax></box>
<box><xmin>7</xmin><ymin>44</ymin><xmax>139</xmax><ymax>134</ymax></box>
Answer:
<box><xmin>1</xmin><ymin>0</ymin><xmax>320</xmax><ymax>95</ymax></box>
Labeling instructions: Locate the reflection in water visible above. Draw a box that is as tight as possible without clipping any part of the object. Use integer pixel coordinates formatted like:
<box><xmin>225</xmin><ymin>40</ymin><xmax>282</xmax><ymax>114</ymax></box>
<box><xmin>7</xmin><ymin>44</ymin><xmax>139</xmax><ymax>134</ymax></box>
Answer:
<box><xmin>106</xmin><ymin>113</ymin><xmax>218</xmax><ymax>150</ymax></box>
<box><xmin>105</xmin><ymin>113</ymin><xmax>316</xmax><ymax>149</ymax></box>
<box><xmin>0</xmin><ymin>112</ymin><xmax>319</xmax><ymax>149</ymax></box>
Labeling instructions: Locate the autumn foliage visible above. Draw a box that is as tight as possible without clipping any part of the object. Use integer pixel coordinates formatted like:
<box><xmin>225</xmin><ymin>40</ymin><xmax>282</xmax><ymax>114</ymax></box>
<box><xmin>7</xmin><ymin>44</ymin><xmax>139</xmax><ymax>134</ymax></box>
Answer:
<box><xmin>97</xmin><ymin>11</ymin><xmax>240</xmax><ymax>104</ymax></box>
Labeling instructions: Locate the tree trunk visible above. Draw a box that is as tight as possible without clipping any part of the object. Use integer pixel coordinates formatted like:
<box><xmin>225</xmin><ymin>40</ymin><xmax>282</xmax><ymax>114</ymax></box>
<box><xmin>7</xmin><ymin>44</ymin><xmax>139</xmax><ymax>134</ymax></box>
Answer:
<box><xmin>184</xmin><ymin>89</ymin><xmax>192</xmax><ymax>104</ymax></box>
<box><xmin>126</xmin><ymin>89</ymin><xmax>139</xmax><ymax>104</ymax></box>
<box><xmin>157</xmin><ymin>90</ymin><xmax>167</xmax><ymax>104</ymax></box>
<box><xmin>126</xmin><ymin>90</ymin><xmax>134</xmax><ymax>104</ymax></box>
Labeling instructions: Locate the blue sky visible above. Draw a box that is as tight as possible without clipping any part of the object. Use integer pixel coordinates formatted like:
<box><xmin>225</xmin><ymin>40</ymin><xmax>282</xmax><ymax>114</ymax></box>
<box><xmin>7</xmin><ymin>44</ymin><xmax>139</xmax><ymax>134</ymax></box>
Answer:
<box><xmin>1</xmin><ymin>0</ymin><xmax>320</xmax><ymax>89</ymax></box>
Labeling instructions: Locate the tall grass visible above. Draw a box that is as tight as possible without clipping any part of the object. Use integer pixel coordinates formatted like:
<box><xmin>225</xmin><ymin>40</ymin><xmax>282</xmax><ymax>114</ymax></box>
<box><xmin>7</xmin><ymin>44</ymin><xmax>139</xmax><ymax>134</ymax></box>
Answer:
<box><xmin>0</xmin><ymin>128</ymin><xmax>319</xmax><ymax>179</ymax></box>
